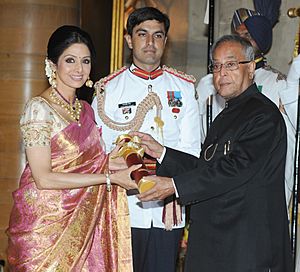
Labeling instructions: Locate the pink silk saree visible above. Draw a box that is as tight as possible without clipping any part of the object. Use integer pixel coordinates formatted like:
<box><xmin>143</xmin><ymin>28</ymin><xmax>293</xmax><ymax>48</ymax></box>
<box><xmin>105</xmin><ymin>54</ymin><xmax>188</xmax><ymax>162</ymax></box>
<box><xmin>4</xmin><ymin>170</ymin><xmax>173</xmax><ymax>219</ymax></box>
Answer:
<box><xmin>6</xmin><ymin>101</ymin><xmax>133</xmax><ymax>271</ymax></box>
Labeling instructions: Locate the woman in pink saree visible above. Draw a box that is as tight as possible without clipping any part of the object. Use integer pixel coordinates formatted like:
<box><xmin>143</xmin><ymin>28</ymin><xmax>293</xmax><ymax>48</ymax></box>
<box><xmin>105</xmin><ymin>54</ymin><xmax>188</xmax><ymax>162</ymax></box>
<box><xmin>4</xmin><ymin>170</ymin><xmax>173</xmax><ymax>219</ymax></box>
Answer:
<box><xmin>6</xmin><ymin>25</ymin><xmax>138</xmax><ymax>271</ymax></box>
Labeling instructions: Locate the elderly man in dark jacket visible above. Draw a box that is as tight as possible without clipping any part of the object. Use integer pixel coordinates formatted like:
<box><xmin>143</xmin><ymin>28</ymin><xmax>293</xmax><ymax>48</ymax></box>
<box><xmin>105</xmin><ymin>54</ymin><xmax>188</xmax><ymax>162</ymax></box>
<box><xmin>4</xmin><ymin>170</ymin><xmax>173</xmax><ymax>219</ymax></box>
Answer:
<box><xmin>132</xmin><ymin>34</ymin><xmax>293</xmax><ymax>272</ymax></box>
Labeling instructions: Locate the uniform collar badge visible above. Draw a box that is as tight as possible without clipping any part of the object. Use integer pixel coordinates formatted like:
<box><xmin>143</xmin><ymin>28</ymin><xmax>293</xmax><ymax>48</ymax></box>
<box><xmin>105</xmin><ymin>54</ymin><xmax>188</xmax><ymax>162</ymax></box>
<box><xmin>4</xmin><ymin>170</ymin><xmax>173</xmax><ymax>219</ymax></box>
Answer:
<box><xmin>131</xmin><ymin>65</ymin><xmax>163</xmax><ymax>80</ymax></box>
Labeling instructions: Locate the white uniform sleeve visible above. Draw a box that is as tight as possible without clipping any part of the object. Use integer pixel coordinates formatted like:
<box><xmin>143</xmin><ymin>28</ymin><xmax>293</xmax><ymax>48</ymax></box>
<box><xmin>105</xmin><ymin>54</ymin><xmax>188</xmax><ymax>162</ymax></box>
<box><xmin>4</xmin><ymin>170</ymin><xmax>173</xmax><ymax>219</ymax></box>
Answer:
<box><xmin>196</xmin><ymin>74</ymin><xmax>215</xmax><ymax>112</ymax></box>
<box><xmin>173</xmin><ymin>82</ymin><xmax>201</xmax><ymax>158</ymax></box>
<box><xmin>280</xmin><ymin>55</ymin><xmax>300</xmax><ymax>129</ymax></box>
<box><xmin>91</xmin><ymin>96</ymin><xmax>101</xmax><ymax>127</ymax></box>
<box><xmin>197</xmin><ymin>74</ymin><xmax>214</xmax><ymax>145</ymax></box>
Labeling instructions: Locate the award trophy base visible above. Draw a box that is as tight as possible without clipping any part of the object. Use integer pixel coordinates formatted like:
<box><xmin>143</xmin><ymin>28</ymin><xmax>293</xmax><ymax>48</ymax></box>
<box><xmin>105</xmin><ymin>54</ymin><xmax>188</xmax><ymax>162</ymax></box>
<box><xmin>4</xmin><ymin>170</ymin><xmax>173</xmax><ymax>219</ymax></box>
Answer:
<box><xmin>127</xmin><ymin>178</ymin><xmax>156</xmax><ymax>196</ymax></box>
<box><xmin>112</xmin><ymin>134</ymin><xmax>156</xmax><ymax>195</ymax></box>
<box><xmin>138</xmin><ymin>178</ymin><xmax>156</xmax><ymax>193</ymax></box>
<box><xmin>128</xmin><ymin>167</ymin><xmax>156</xmax><ymax>195</ymax></box>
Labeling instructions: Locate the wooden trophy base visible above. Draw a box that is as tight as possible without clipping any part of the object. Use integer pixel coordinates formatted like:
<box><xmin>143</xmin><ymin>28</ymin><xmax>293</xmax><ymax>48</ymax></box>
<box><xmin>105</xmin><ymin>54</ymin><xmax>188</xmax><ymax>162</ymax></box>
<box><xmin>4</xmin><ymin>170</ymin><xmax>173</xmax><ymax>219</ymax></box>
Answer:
<box><xmin>138</xmin><ymin>178</ymin><xmax>156</xmax><ymax>193</ymax></box>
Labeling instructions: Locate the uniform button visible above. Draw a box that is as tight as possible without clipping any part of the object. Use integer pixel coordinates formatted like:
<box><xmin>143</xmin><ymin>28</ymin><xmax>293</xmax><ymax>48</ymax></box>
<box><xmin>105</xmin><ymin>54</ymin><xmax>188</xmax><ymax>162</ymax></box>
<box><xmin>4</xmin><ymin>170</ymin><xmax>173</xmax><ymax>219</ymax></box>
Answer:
<box><xmin>174</xmin><ymin>115</ymin><xmax>177</xmax><ymax>119</ymax></box>
<box><xmin>150</xmin><ymin>126</ymin><xmax>155</xmax><ymax>130</ymax></box>
<box><xmin>125</xmin><ymin>116</ymin><xmax>129</xmax><ymax>120</ymax></box>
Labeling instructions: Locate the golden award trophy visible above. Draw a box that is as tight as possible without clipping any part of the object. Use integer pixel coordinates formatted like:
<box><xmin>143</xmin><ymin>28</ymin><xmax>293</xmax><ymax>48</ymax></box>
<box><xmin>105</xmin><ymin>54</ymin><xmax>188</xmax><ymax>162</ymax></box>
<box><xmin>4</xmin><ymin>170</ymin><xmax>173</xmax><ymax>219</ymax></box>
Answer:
<box><xmin>113</xmin><ymin>134</ymin><xmax>156</xmax><ymax>193</ymax></box>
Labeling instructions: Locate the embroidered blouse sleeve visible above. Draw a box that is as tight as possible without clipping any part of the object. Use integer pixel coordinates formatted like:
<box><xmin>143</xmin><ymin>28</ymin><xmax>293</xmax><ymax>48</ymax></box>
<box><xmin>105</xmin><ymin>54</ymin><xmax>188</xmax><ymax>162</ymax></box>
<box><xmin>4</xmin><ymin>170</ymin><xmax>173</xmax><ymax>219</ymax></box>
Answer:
<box><xmin>20</xmin><ymin>98</ymin><xmax>53</xmax><ymax>147</ymax></box>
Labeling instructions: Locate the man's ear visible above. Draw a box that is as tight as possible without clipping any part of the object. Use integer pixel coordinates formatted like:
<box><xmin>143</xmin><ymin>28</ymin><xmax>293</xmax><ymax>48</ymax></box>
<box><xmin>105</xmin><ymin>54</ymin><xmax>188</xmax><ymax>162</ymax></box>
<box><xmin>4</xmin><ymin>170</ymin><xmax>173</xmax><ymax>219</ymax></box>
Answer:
<box><xmin>164</xmin><ymin>36</ymin><xmax>167</xmax><ymax>47</ymax></box>
<box><xmin>124</xmin><ymin>34</ymin><xmax>133</xmax><ymax>49</ymax></box>
<box><xmin>248</xmin><ymin>60</ymin><xmax>256</xmax><ymax>76</ymax></box>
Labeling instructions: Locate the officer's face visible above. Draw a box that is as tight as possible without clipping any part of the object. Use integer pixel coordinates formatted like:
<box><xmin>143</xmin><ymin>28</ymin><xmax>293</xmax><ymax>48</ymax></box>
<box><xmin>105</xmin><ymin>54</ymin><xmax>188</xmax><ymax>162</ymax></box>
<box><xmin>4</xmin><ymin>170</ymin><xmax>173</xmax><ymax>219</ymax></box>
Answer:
<box><xmin>125</xmin><ymin>19</ymin><xmax>167</xmax><ymax>71</ymax></box>
<box><xmin>212</xmin><ymin>41</ymin><xmax>255</xmax><ymax>100</ymax></box>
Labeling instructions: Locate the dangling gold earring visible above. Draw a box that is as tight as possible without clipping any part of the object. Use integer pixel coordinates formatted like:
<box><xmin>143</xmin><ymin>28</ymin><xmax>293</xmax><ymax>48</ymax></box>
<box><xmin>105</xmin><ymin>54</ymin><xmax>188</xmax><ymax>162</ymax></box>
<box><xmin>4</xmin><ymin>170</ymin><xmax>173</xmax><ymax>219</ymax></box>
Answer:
<box><xmin>50</xmin><ymin>70</ymin><xmax>57</xmax><ymax>88</ymax></box>
<box><xmin>85</xmin><ymin>77</ymin><xmax>93</xmax><ymax>88</ymax></box>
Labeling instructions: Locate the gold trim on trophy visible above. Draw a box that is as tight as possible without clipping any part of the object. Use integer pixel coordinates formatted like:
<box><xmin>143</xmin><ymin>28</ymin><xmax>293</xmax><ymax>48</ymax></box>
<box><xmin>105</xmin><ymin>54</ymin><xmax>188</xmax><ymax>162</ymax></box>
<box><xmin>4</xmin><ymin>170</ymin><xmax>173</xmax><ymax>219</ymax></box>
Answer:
<box><xmin>112</xmin><ymin>134</ymin><xmax>156</xmax><ymax>193</ymax></box>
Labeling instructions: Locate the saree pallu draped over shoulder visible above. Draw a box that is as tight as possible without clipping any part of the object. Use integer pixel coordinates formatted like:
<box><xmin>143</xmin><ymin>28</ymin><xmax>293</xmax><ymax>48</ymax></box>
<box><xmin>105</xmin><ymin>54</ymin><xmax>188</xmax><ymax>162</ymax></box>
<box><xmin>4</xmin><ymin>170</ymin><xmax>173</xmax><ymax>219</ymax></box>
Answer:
<box><xmin>6</xmin><ymin>103</ymin><xmax>133</xmax><ymax>272</ymax></box>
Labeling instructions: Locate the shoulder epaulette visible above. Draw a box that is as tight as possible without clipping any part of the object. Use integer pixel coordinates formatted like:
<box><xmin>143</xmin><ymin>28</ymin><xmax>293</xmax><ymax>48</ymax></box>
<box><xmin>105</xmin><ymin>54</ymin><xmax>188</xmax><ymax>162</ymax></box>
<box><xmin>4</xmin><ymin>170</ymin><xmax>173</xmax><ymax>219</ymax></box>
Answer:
<box><xmin>162</xmin><ymin>65</ymin><xmax>196</xmax><ymax>83</ymax></box>
<box><xmin>93</xmin><ymin>66</ymin><xmax>127</xmax><ymax>98</ymax></box>
<box><xmin>263</xmin><ymin>65</ymin><xmax>287</xmax><ymax>81</ymax></box>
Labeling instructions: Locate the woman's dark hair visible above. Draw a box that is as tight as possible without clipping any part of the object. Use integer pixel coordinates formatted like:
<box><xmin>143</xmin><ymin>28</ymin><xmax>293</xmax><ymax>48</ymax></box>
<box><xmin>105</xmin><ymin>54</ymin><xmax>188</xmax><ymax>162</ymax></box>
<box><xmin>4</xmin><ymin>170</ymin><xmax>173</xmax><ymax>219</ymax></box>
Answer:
<box><xmin>126</xmin><ymin>7</ymin><xmax>170</xmax><ymax>36</ymax></box>
<box><xmin>47</xmin><ymin>25</ymin><xmax>96</xmax><ymax>65</ymax></box>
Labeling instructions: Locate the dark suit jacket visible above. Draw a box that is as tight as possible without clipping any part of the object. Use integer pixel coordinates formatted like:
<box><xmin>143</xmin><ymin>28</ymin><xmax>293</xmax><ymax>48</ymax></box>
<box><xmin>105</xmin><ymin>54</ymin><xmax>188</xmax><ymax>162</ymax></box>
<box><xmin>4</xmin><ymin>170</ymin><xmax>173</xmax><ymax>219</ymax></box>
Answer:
<box><xmin>158</xmin><ymin>84</ymin><xmax>293</xmax><ymax>272</ymax></box>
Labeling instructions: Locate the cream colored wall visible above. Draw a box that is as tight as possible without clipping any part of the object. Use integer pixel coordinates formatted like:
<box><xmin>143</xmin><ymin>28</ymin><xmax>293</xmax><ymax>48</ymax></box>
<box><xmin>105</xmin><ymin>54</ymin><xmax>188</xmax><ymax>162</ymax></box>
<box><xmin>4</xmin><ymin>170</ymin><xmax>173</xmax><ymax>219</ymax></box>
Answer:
<box><xmin>269</xmin><ymin>0</ymin><xmax>299</xmax><ymax>73</ymax></box>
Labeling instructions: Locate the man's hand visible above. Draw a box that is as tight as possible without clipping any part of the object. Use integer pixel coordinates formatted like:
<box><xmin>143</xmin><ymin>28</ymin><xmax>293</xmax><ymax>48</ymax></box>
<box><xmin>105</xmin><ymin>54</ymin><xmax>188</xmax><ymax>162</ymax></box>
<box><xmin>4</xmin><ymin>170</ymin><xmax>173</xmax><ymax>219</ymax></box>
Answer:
<box><xmin>129</xmin><ymin>131</ymin><xmax>164</xmax><ymax>159</ymax></box>
<box><xmin>137</xmin><ymin>175</ymin><xmax>175</xmax><ymax>201</ymax></box>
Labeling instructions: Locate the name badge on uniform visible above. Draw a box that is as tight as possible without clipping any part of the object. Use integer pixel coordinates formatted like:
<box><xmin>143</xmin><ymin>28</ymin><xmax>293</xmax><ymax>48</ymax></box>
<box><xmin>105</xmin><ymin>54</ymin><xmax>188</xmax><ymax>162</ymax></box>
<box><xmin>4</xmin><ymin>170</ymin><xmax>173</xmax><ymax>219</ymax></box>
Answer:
<box><xmin>118</xmin><ymin>102</ymin><xmax>136</xmax><ymax>108</ymax></box>
<box><xmin>118</xmin><ymin>101</ymin><xmax>136</xmax><ymax>120</ymax></box>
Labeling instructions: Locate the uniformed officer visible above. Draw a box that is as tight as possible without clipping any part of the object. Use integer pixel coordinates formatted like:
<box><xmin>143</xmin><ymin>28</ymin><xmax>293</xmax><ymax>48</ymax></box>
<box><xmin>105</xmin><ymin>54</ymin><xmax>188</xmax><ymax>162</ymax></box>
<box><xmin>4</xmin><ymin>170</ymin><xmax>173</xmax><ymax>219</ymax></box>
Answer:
<box><xmin>91</xmin><ymin>7</ymin><xmax>200</xmax><ymax>272</ymax></box>
<box><xmin>196</xmin><ymin>8</ymin><xmax>298</xmax><ymax>209</ymax></box>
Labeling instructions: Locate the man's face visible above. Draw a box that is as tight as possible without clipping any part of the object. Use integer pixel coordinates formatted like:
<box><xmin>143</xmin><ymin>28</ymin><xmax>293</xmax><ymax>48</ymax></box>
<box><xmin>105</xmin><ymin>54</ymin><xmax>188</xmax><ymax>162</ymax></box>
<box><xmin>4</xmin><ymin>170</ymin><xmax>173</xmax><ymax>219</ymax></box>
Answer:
<box><xmin>234</xmin><ymin>24</ymin><xmax>260</xmax><ymax>56</ymax></box>
<box><xmin>125</xmin><ymin>19</ymin><xmax>167</xmax><ymax>71</ymax></box>
<box><xmin>212</xmin><ymin>41</ymin><xmax>255</xmax><ymax>100</ymax></box>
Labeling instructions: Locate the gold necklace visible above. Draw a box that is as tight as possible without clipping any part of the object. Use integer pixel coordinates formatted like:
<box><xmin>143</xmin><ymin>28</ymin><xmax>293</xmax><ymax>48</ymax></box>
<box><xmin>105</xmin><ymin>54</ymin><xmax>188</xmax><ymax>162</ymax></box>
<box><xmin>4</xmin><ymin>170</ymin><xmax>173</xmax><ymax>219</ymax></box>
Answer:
<box><xmin>50</xmin><ymin>87</ymin><xmax>82</xmax><ymax>126</ymax></box>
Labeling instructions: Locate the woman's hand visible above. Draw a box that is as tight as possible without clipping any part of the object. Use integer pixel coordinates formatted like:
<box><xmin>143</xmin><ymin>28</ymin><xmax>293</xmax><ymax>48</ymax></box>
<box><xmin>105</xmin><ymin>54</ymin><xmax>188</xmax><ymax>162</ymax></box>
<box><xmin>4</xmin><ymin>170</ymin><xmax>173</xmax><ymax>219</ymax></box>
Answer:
<box><xmin>110</xmin><ymin>164</ymin><xmax>141</xmax><ymax>190</ymax></box>
<box><xmin>108</xmin><ymin>143</ymin><xmax>127</xmax><ymax>171</ymax></box>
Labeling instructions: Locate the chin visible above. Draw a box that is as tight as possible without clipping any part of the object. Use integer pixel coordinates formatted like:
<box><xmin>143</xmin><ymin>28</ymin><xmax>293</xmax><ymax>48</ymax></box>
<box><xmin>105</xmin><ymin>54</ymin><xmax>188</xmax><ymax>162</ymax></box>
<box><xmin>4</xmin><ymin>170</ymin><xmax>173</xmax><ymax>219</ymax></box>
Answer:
<box><xmin>70</xmin><ymin>82</ymin><xmax>85</xmax><ymax>89</ymax></box>
<box><xmin>217</xmin><ymin>89</ymin><xmax>227</xmax><ymax>97</ymax></box>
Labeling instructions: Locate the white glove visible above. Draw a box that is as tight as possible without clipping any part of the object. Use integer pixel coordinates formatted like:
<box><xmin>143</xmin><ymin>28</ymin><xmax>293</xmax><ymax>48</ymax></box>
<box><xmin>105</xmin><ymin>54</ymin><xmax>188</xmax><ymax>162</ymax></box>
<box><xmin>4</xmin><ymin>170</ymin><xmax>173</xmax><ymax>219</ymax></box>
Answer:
<box><xmin>287</xmin><ymin>54</ymin><xmax>300</xmax><ymax>87</ymax></box>
<box><xmin>196</xmin><ymin>74</ymin><xmax>216</xmax><ymax>106</ymax></box>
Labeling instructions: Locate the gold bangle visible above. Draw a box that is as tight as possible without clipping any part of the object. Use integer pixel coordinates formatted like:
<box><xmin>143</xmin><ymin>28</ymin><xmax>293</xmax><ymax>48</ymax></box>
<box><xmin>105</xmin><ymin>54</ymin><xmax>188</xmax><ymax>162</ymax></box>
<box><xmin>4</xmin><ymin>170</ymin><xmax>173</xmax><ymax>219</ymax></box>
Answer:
<box><xmin>106</xmin><ymin>173</ymin><xmax>111</xmax><ymax>192</ymax></box>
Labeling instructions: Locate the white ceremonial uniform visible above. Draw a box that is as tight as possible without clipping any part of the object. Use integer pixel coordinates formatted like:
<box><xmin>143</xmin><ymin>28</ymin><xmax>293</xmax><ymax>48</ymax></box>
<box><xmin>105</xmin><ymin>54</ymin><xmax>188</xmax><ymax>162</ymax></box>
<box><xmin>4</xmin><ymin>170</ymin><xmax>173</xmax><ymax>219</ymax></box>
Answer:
<box><xmin>280</xmin><ymin>54</ymin><xmax>300</xmax><ymax>130</ymax></box>
<box><xmin>283</xmin><ymin>54</ymin><xmax>300</xmax><ymax>272</ymax></box>
<box><xmin>92</xmin><ymin>64</ymin><xmax>201</xmax><ymax>229</ymax></box>
<box><xmin>196</xmin><ymin>64</ymin><xmax>296</xmax><ymax>208</ymax></box>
